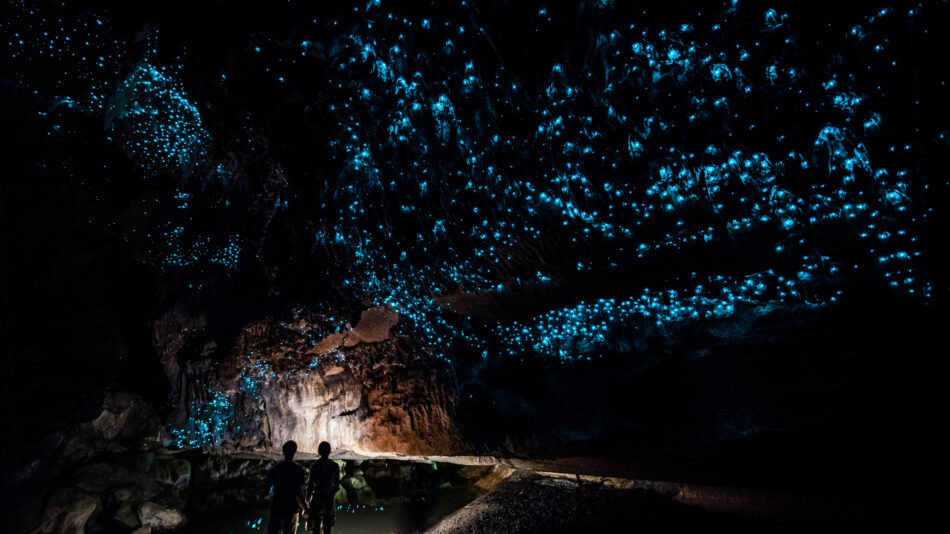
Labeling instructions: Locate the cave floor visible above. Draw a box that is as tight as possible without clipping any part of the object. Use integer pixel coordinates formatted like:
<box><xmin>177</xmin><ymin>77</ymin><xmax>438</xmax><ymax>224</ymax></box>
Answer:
<box><xmin>183</xmin><ymin>469</ymin><xmax>801</xmax><ymax>534</ymax></box>
<box><xmin>234</xmin><ymin>449</ymin><xmax>820</xmax><ymax>516</ymax></box>
<box><xmin>422</xmin><ymin>471</ymin><xmax>800</xmax><ymax>534</ymax></box>
<box><xmin>221</xmin><ymin>450</ymin><xmax>906</xmax><ymax>530</ymax></box>
<box><xmin>183</xmin><ymin>486</ymin><xmax>477</xmax><ymax>534</ymax></box>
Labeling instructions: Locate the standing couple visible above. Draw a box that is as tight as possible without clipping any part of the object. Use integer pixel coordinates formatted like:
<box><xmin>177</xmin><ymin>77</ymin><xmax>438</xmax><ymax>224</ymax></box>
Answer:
<box><xmin>265</xmin><ymin>440</ymin><xmax>340</xmax><ymax>534</ymax></box>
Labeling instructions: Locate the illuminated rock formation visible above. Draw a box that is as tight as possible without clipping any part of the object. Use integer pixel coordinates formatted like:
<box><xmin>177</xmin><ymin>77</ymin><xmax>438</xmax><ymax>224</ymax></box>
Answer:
<box><xmin>166</xmin><ymin>306</ymin><xmax>467</xmax><ymax>456</ymax></box>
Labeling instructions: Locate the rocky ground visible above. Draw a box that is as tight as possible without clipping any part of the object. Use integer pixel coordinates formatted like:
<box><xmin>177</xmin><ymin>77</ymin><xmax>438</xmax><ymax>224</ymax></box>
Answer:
<box><xmin>5</xmin><ymin>387</ymin><xmax>475</xmax><ymax>534</ymax></box>
<box><xmin>423</xmin><ymin>470</ymin><xmax>802</xmax><ymax>534</ymax></box>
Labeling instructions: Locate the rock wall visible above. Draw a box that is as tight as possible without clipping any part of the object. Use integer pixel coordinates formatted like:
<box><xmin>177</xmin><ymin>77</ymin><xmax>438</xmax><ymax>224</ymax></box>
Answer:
<box><xmin>165</xmin><ymin>306</ymin><xmax>468</xmax><ymax>457</ymax></box>
<box><xmin>257</xmin><ymin>351</ymin><xmax>466</xmax><ymax>456</ymax></box>
<box><xmin>4</xmin><ymin>391</ymin><xmax>187</xmax><ymax>534</ymax></box>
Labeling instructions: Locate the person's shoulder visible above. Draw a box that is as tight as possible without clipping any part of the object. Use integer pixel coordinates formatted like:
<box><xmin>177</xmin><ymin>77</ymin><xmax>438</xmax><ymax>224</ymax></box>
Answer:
<box><xmin>278</xmin><ymin>460</ymin><xmax>304</xmax><ymax>473</ymax></box>
<box><xmin>315</xmin><ymin>457</ymin><xmax>337</xmax><ymax>471</ymax></box>
<box><xmin>278</xmin><ymin>461</ymin><xmax>304</xmax><ymax>478</ymax></box>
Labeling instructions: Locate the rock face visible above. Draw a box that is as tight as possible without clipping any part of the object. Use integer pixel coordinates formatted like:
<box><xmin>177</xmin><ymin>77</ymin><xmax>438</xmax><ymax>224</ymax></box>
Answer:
<box><xmin>257</xmin><ymin>367</ymin><xmax>364</xmax><ymax>454</ymax></box>
<box><xmin>167</xmin><ymin>305</ymin><xmax>468</xmax><ymax>457</ymax></box>
<box><xmin>257</xmin><ymin>339</ymin><xmax>467</xmax><ymax>456</ymax></box>
<box><xmin>7</xmin><ymin>390</ymin><xmax>197</xmax><ymax>534</ymax></box>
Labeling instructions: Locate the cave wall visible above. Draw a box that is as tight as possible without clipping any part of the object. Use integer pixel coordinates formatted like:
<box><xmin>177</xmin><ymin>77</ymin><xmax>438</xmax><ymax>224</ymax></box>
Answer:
<box><xmin>1</xmin><ymin>0</ymin><xmax>941</xmax><ymax>531</ymax></box>
<box><xmin>162</xmin><ymin>306</ymin><xmax>468</xmax><ymax>457</ymax></box>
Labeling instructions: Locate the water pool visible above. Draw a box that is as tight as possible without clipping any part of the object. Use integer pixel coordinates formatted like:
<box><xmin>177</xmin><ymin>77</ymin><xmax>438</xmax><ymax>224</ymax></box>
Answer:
<box><xmin>183</xmin><ymin>486</ymin><xmax>477</xmax><ymax>534</ymax></box>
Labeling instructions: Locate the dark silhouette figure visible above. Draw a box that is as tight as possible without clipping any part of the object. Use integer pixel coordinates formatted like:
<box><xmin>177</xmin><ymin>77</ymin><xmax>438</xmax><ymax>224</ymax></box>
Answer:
<box><xmin>307</xmin><ymin>441</ymin><xmax>341</xmax><ymax>534</ymax></box>
<box><xmin>265</xmin><ymin>440</ymin><xmax>308</xmax><ymax>534</ymax></box>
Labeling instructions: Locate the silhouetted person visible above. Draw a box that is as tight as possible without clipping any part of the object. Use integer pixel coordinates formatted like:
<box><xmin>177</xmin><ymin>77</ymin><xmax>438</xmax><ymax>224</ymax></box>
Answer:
<box><xmin>307</xmin><ymin>441</ymin><xmax>340</xmax><ymax>534</ymax></box>
<box><xmin>265</xmin><ymin>440</ymin><xmax>308</xmax><ymax>534</ymax></box>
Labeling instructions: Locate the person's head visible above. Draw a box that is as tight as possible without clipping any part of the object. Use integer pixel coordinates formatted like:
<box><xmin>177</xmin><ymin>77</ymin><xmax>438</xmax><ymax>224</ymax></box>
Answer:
<box><xmin>318</xmin><ymin>441</ymin><xmax>331</xmax><ymax>458</ymax></box>
<box><xmin>282</xmin><ymin>440</ymin><xmax>297</xmax><ymax>460</ymax></box>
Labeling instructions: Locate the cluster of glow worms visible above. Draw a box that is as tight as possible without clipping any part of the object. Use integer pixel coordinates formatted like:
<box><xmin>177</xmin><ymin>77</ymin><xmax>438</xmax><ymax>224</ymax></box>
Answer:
<box><xmin>171</xmin><ymin>391</ymin><xmax>234</xmax><ymax>449</ymax></box>
<box><xmin>2</xmin><ymin>1</ymin><xmax>938</xmax><ymax>368</ymax></box>
<box><xmin>142</xmin><ymin>225</ymin><xmax>242</xmax><ymax>271</ymax></box>
<box><xmin>106</xmin><ymin>62</ymin><xmax>209</xmax><ymax>176</ymax></box>
<box><xmin>289</xmin><ymin>0</ymin><xmax>933</xmax><ymax>361</ymax></box>
<box><xmin>494</xmin><ymin>268</ymin><xmax>838</xmax><ymax>360</ymax></box>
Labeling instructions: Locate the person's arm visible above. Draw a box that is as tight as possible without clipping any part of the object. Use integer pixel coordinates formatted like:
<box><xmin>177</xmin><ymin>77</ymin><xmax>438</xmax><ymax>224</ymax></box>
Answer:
<box><xmin>263</xmin><ymin>468</ymin><xmax>274</xmax><ymax>500</ymax></box>
<box><xmin>306</xmin><ymin>465</ymin><xmax>315</xmax><ymax>501</ymax></box>
<box><xmin>296</xmin><ymin>468</ymin><xmax>308</xmax><ymax>516</ymax></box>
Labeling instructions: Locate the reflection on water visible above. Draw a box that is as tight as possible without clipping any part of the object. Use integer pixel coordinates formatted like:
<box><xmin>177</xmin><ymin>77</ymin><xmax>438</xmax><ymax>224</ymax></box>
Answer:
<box><xmin>183</xmin><ymin>487</ymin><xmax>476</xmax><ymax>534</ymax></box>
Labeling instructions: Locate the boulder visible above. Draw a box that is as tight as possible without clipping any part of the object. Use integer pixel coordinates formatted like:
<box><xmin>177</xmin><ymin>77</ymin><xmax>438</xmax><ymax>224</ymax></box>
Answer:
<box><xmin>341</xmin><ymin>475</ymin><xmax>377</xmax><ymax>504</ymax></box>
<box><xmin>306</xmin><ymin>332</ymin><xmax>345</xmax><ymax>356</ymax></box>
<box><xmin>114</xmin><ymin>502</ymin><xmax>140</xmax><ymax>529</ymax></box>
<box><xmin>333</xmin><ymin>487</ymin><xmax>349</xmax><ymax>506</ymax></box>
<box><xmin>57</xmin><ymin>494</ymin><xmax>100</xmax><ymax>534</ymax></box>
<box><xmin>35</xmin><ymin>488</ymin><xmax>97</xmax><ymax>534</ymax></box>
<box><xmin>73</xmin><ymin>463</ymin><xmax>162</xmax><ymax>502</ymax></box>
<box><xmin>149</xmin><ymin>456</ymin><xmax>192</xmax><ymax>490</ymax></box>
<box><xmin>92</xmin><ymin>391</ymin><xmax>157</xmax><ymax>442</ymax></box>
<box><xmin>137</xmin><ymin>501</ymin><xmax>187</xmax><ymax>530</ymax></box>
<box><xmin>92</xmin><ymin>405</ymin><xmax>132</xmax><ymax>441</ymax></box>
<box><xmin>346</xmin><ymin>306</ymin><xmax>399</xmax><ymax>346</ymax></box>
<box><xmin>461</xmin><ymin>465</ymin><xmax>515</xmax><ymax>492</ymax></box>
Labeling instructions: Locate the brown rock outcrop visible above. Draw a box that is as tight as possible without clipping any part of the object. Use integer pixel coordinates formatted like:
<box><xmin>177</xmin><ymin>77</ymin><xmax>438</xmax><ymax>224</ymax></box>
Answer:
<box><xmin>170</xmin><ymin>306</ymin><xmax>468</xmax><ymax>457</ymax></box>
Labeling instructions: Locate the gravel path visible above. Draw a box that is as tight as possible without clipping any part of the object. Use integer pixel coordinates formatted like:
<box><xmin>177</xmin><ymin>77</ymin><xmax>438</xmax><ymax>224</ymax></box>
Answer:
<box><xmin>422</xmin><ymin>471</ymin><xmax>795</xmax><ymax>533</ymax></box>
